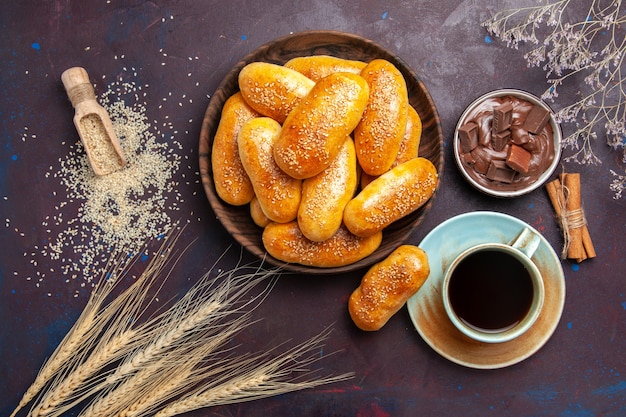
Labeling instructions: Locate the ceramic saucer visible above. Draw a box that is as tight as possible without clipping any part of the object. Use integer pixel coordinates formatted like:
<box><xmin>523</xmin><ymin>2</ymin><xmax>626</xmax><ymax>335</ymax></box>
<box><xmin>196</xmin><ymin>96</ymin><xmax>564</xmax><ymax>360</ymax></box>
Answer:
<box><xmin>406</xmin><ymin>211</ymin><xmax>565</xmax><ymax>369</ymax></box>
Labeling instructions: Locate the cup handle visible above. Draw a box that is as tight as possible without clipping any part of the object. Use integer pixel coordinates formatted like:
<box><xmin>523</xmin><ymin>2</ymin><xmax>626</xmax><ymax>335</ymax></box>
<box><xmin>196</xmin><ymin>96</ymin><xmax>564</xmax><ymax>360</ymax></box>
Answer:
<box><xmin>510</xmin><ymin>227</ymin><xmax>541</xmax><ymax>259</ymax></box>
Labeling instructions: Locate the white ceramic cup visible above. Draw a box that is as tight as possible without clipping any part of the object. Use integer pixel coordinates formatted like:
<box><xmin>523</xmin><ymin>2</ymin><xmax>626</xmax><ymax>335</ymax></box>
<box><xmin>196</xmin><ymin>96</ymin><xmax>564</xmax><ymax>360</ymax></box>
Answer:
<box><xmin>442</xmin><ymin>227</ymin><xmax>545</xmax><ymax>343</ymax></box>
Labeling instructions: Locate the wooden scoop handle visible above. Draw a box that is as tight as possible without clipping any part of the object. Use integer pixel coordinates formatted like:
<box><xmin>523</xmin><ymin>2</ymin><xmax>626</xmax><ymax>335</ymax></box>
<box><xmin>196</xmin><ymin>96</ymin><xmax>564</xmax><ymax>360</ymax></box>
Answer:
<box><xmin>61</xmin><ymin>67</ymin><xmax>96</xmax><ymax>107</ymax></box>
<box><xmin>60</xmin><ymin>66</ymin><xmax>126</xmax><ymax>176</ymax></box>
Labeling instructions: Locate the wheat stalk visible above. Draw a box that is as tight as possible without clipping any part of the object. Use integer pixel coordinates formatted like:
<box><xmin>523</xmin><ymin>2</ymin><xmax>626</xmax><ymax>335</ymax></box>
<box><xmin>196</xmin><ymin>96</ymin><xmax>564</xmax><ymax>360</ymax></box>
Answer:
<box><xmin>115</xmin><ymin>358</ymin><xmax>197</xmax><ymax>417</ymax></box>
<box><xmin>154</xmin><ymin>327</ymin><xmax>355</xmax><ymax>417</ymax></box>
<box><xmin>78</xmin><ymin>315</ymin><xmax>250</xmax><ymax>417</ymax></box>
<box><xmin>24</xmin><ymin>230</ymin><xmax>186</xmax><ymax>417</ymax></box>
<box><xmin>30</xmin><ymin>329</ymin><xmax>141</xmax><ymax>417</ymax></box>
<box><xmin>15</xmin><ymin>236</ymin><xmax>352</xmax><ymax>417</ymax></box>
<box><xmin>94</xmin><ymin>251</ymin><xmax>276</xmax><ymax>390</ymax></box>
<box><xmin>9</xmin><ymin>242</ymin><xmax>155</xmax><ymax>417</ymax></box>
<box><xmin>27</xmin><ymin>248</ymin><xmax>277</xmax><ymax>417</ymax></box>
<box><xmin>87</xmin><ymin>264</ymin><xmax>276</xmax><ymax>417</ymax></box>
<box><xmin>89</xmin><ymin>343</ymin><xmax>205</xmax><ymax>417</ymax></box>
<box><xmin>72</xmin><ymin>259</ymin><xmax>276</xmax><ymax>417</ymax></box>
<box><xmin>9</xmin><ymin>269</ymin><xmax>113</xmax><ymax>417</ymax></box>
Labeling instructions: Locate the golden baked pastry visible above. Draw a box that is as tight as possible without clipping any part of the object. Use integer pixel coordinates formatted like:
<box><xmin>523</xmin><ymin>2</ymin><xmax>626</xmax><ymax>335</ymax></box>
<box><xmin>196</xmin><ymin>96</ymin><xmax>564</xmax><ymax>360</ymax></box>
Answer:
<box><xmin>273</xmin><ymin>72</ymin><xmax>369</xmax><ymax>179</ymax></box>
<box><xmin>238</xmin><ymin>62</ymin><xmax>315</xmax><ymax>123</ymax></box>
<box><xmin>344</xmin><ymin>157</ymin><xmax>437</xmax><ymax>237</ymax></box>
<box><xmin>262</xmin><ymin>222</ymin><xmax>382</xmax><ymax>268</ymax></box>
<box><xmin>298</xmin><ymin>137</ymin><xmax>358</xmax><ymax>242</ymax></box>
<box><xmin>238</xmin><ymin>117</ymin><xmax>301</xmax><ymax>223</ymax></box>
<box><xmin>284</xmin><ymin>55</ymin><xmax>367</xmax><ymax>81</ymax></box>
<box><xmin>211</xmin><ymin>92</ymin><xmax>258</xmax><ymax>205</ymax></box>
<box><xmin>349</xmin><ymin>245</ymin><xmax>430</xmax><ymax>331</ymax></box>
<box><xmin>354</xmin><ymin>59</ymin><xmax>409</xmax><ymax>176</ymax></box>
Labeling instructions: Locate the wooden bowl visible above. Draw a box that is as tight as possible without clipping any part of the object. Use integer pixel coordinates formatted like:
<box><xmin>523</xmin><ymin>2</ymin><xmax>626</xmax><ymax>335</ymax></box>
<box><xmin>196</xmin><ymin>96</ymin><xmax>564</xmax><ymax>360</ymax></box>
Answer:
<box><xmin>199</xmin><ymin>30</ymin><xmax>444</xmax><ymax>274</ymax></box>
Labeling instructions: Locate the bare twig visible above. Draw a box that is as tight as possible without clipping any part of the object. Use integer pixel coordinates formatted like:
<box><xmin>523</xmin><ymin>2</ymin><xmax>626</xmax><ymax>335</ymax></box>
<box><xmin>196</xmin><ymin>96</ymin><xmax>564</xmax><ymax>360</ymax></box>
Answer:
<box><xmin>483</xmin><ymin>0</ymin><xmax>626</xmax><ymax>197</ymax></box>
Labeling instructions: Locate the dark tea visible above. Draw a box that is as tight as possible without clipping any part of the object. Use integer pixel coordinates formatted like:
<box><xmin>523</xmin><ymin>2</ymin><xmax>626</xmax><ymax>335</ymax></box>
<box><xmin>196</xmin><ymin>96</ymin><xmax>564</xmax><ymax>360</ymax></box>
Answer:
<box><xmin>448</xmin><ymin>249</ymin><xmax>534</xmax><ymax>332</ymax></box>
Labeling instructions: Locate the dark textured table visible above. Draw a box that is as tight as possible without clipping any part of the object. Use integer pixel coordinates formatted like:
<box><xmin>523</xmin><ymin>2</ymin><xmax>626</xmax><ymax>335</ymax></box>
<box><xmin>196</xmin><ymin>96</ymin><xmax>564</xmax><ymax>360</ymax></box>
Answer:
<box><xmin>1</xmin><ymin>1</ymin><xmax>624</xmax><ymax>416</ymax></box>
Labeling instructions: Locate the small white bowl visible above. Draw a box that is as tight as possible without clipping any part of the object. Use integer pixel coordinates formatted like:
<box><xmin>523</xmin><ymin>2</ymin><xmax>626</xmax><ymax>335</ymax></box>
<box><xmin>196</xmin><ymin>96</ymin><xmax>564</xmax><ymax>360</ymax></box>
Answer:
<box><xmin>454</xmin><ymin>89</ymin><xmax>562</xmax><ymax>198</ymax></box>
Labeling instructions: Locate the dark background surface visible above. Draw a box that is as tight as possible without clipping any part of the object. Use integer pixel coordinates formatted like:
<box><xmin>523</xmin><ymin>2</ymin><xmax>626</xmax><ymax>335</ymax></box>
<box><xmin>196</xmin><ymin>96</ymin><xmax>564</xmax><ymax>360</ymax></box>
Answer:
<box><xmin>1</xmin><ymin>1</ymin><xmax>624</xmax><ymax>416</ymax></box>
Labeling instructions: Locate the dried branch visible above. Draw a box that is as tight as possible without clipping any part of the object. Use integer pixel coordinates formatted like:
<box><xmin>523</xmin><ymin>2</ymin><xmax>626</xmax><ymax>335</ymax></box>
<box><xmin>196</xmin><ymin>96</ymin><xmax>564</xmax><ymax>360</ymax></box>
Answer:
<box><xmin>483</xmin><ymin>0</ymin><xmax>626</xmax><ymax>197</ymax></box>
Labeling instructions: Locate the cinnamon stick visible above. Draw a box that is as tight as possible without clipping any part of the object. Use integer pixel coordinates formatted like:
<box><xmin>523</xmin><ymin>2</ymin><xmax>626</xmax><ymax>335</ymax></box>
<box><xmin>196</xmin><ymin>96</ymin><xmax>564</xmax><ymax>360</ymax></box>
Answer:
<box><xmin>559</xmin><ymin>173</ymin><xmax>583</xmax><ymax>259</ymax></box>
<box><xmin>545</xmin><ymin>173</ymin><xmax>596</xmax><ymax>262</ymax></box>
<box><xmin>545</xmin><ymin>180</ymin><xmax>563</xmax><ymax>216</ymax></box>
<box><xmin>569</xmin><ymin>174</ymin><xmax>596</xmax><ymax>261</ymax></box>
<box><xmin>581</xmin><ymin>223</ymin><xmax>596</xmax><ymax>261</ymax></box>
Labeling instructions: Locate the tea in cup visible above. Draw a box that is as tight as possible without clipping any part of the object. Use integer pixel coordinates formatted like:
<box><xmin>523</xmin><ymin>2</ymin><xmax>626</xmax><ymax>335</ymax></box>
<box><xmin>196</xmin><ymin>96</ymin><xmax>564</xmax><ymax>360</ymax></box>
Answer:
<box><xmin>442</xmin><ymin>227</ymin><xmax>545</xmax><ymax>343</ymax></box>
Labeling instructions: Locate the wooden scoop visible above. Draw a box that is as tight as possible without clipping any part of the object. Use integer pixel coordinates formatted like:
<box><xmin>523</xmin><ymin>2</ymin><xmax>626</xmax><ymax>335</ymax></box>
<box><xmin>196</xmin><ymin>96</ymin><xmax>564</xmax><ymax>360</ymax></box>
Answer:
<box><xmin>61</xmin><ymin>67</ymin><xmax>126</xmax><ymax>176</ymax></box>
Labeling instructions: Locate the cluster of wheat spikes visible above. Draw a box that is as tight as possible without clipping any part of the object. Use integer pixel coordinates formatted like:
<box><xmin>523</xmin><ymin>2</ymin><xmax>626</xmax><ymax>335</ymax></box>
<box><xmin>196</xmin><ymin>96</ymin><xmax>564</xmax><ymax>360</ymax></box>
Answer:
<box><xmin>11</xmin><ymin>232</ymin><xmax>353</xmax><ymax>417</ymax></box>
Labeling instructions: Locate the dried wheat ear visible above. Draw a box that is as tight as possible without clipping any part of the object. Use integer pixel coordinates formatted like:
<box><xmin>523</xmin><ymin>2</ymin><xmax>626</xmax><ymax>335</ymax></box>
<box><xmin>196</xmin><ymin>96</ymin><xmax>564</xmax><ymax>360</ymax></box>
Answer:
<box><xmin>12</xmin><ymin>233</ymin><xmax>353</xmax><ymax>417</ymax></box>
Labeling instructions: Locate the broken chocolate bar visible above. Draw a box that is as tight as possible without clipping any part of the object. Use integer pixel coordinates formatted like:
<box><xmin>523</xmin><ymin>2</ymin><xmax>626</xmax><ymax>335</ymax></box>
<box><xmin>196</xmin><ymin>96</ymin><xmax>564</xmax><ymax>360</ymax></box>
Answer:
<box><xmin>506</xmin><ymin>143</ymin><xmax>532</xmax><ymax>174</ymax></box>
<box><xmin>457</xmin><ymin>93</ymin><xmax>557</xmax><ymax>193</ymax></box>
<box><xmin>493</xmin><ymin>102</ymin><xmax>513</xmax><ymax>133</ymax></box>
<box><xmin>470</xmin><ymin>147</ymin><xmax>490</xmax><ymax>175</ymax></box>
<box><xmin>461</xmin><ymin>152</ymin><xmax>475</xmax><ymax>165</ymax></box>
<box><xmin>492</xmin><ymin>130</ymin><xmax>511</xmax><ymax>152</ymax></box>
<box><xmin>458</xmin><ymin>121</ymin><xmax>478</xmax><ymax>153</ymax></box>
<box><xmin>486</xmin><ymin>160</ymin><xmax>516</xmax><ymax>183</ymax></box>
<box><xmin>522</xmin><ymin>105</ymin><xmax>550</xmax><ymax>134</ymax></box>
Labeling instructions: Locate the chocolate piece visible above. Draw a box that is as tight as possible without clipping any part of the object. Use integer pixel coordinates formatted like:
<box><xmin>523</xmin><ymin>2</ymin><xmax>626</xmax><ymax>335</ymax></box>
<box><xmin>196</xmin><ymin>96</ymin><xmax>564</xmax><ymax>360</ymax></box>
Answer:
<box><xmin>492</xmin><ymin>130</ymin><xmax>511</xmax><ymax>152</ymax></box>
<box><xmin>461</xmin><ymin>152</ymin><xmax>475</xmax><ymax>165</ymax></box>
<box><xmin>486</xmin><ymin>160</ymin><xmax>516</xmax><ymax>183</ymax></box>
<box><xmin>458</xmin><ymin>122</ymin><xmax>479</xmax><ymax>152</ymax></box>
<box><xmin>506</xmin><ymin>144</ymin><xmax>532</xmax><ymax>174</ymax></box>
<box><xmin>470</xmin><ymin>147</ymin><xmax>490</xmax><ymax>174</ymax></box>
<box><xmin>522</xmin><ymin>105</ymin><xmax>550</xmax><ymax>134</ymax></box>
<box><xmin>493</xmin><ymin>102</ymin><xmax>513</xmax><ymax>133</ymax></box>
<box><xmin>458</xmin><ymin>95</ymin><xmax>556</xmax><ymax>192</ymax></box>
<box><xmin>478</xmin><ymin>128</ymin><xmax>491</xmax><ymax>147</ymax></box>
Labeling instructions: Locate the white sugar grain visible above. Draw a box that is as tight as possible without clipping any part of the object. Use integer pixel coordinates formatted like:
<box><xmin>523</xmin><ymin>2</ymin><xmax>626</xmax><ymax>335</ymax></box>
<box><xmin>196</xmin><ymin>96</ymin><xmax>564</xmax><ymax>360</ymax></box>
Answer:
<box><xmin>35</xmin><ymin>77</ymin><xmax>182</xmax><ymax>282</ymax></box>
<box><xmin>10</xmin><ymin>58</ymin><xmax>207</xmax><ymax>292</ymax></box>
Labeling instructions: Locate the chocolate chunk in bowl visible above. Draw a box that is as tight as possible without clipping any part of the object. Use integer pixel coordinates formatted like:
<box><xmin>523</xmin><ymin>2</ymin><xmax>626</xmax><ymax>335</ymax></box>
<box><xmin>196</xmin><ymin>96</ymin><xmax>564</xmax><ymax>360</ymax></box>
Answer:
<box><xmin>454</xmin><ymin>89</ymin><xmax>562</xmax><ymax>198</ymax></box>
<box><xmin>199</xmin><ymin>30</ymin><xmax>444</xmax><ymax>274</ymax></box>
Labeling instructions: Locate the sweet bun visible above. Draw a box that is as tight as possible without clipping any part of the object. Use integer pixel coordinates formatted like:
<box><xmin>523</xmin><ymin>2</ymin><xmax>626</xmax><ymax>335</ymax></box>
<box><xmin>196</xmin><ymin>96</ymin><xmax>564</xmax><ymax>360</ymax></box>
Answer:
<box><xmin>359</xmin><ymin>104</ymin><xmax>423</xmax><ymax>189</ymax></box>
<box><xmin>262</xmin><ymin>222</ymin><xmax>382</xmax><ymax>268</ymax></box>
<box><xmin>349</xmin><ymin>245</ymin><xmax>430</xmax><ymax>331</ymax></box>
<box><xmin>284</xmin><ymin>55</ymin><xmax>367</xmax><ymax>81</ymax></box>
<box><xmin>238</xmin><ymin>62</ymin><xmax>315</xmax><ymax>123</ymax></box>
<box><xmin>273</xmin><ymin>72</ymin><xmax>369</xmax><ymax>179</ymax></box>
<box><xmin>298</xmin><ymin>137</ymin><xmax>358</xmax><ymax>242</ymax></box>
<box><xmin>354</xmin><ymin>59</ymin><xmax>409</xmax><ymax>176</ymax></box>
<box><xmin>250</xmin><ymin>196</ymin><xmax>271</xmax><ymax>228</ymax></box>
<box><xmin>237</xmin><ymin>117</ymin><xmax>301</xmax><ymax>223</ymax></box>
<box><xmin>344</xmin><ymin>157</ymin><xmax>437</xmax><ymax>237</ymax></box>
<box><xmin>394</xmin><ymin>105</ymin><xmax>422</xmax><ymax>167</ymax></box>
<box><xmin>211</xmin><ymin>92</ymin><xmax>258</xmax><ymax>205</ymax></box>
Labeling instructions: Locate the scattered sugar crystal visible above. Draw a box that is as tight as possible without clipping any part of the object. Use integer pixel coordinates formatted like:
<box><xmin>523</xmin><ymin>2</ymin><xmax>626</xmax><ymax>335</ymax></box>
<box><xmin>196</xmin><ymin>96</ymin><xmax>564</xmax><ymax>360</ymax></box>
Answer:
<box><xmin>19</xmin><ymin>75</ymin><xmax>187</xmax><ymax>284</ymax></box>
<box><xmin>9</xmin><ymin>57</ymin><xmax>210</xmax><ymax>293</ymax></box>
